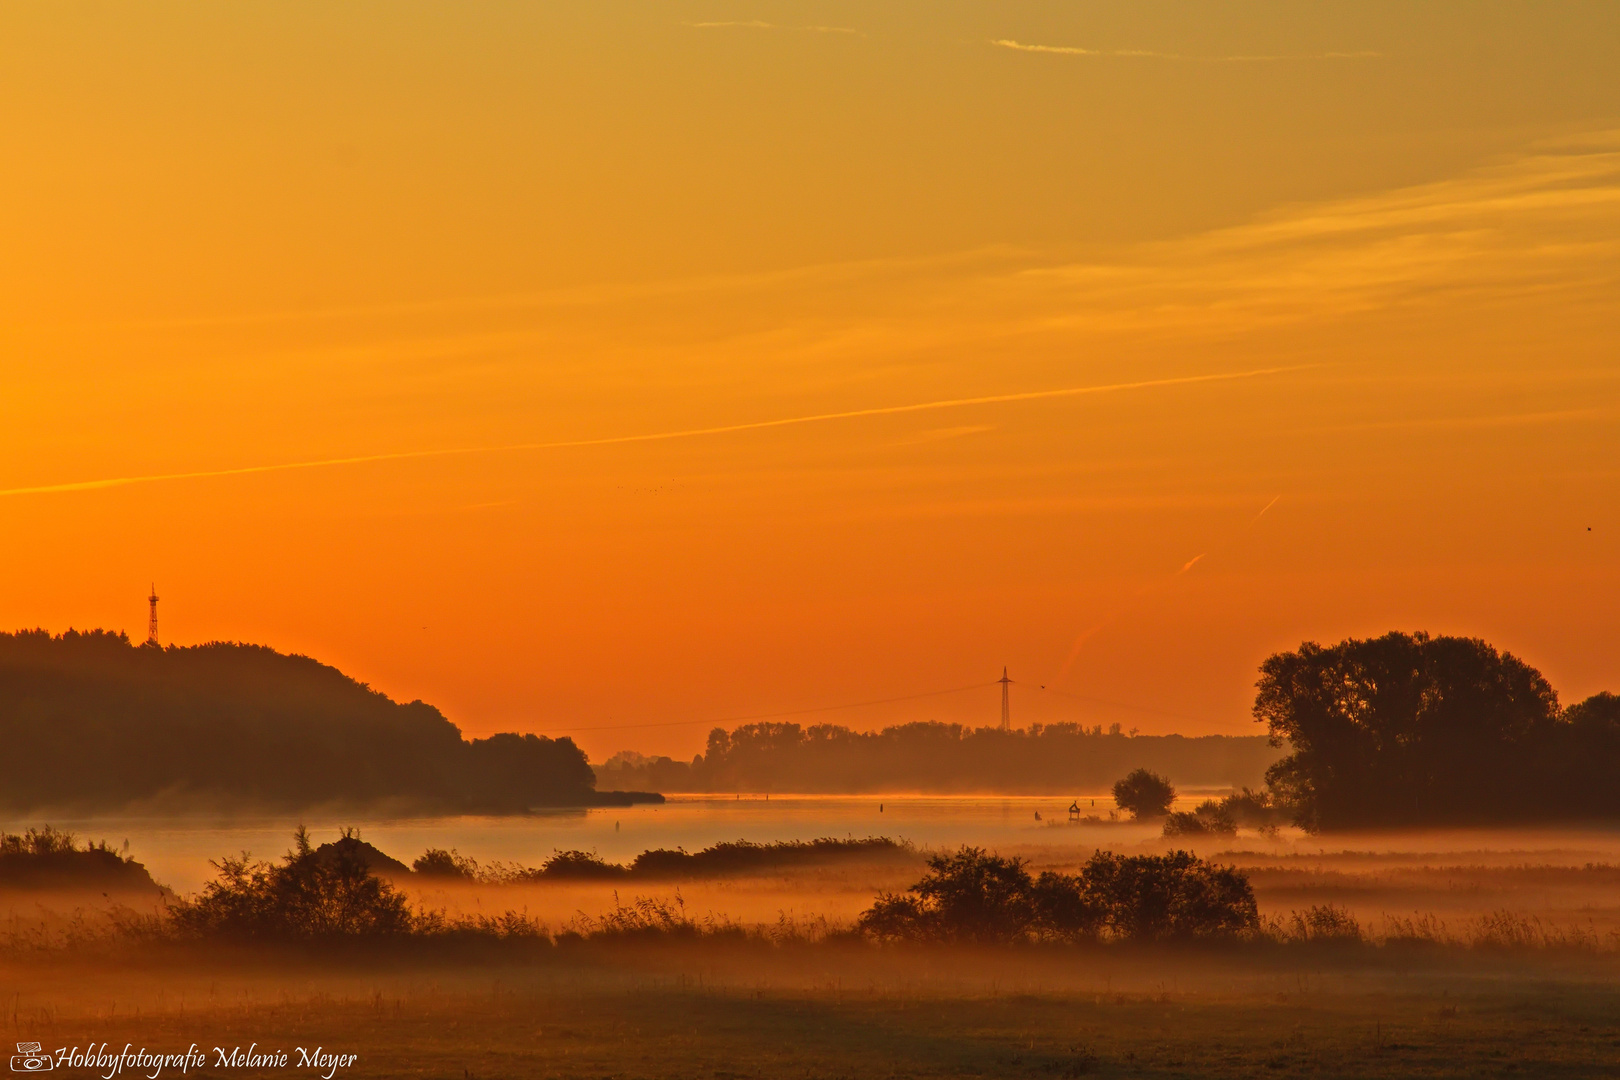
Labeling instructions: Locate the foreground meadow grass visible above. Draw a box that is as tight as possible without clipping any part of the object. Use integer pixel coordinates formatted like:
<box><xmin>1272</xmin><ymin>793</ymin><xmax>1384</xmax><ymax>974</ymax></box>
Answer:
<box><xmin>8</xmin><ymin>945</ymin><xmax>1620</xmax><ymax>1078</ymax></box>
<box><xmin>10</xmin><ymin>829</ymin><xmax>1620</xmax><ymax>1076</ymax></box>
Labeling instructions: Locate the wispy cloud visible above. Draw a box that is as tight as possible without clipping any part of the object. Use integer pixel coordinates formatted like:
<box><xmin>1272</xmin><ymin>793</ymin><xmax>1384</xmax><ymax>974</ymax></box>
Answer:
<box><xmin>0</xmin><ymin>367</ymin><xmax>1303</xmax><ymax>499</ymax></box>
<box><xmin>992</xmin><ymin>39</ymin><xmax>1381</xmax><ymax>62</ymax></box>
<box><xmin>890</xmin><ymin>424</ymin><xmax>996</xmax><ymax>447</ymax></box>
<box><xmin>992</xmin><ymin>40</ymin><xmax>1102</xmax><ymax>56</ymax></box>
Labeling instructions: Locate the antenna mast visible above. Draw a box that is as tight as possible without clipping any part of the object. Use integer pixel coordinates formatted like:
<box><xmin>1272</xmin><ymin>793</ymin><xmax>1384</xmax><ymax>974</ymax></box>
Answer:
<box><xmin>998</xmin><ymin>666</ymin><xmax>1011</xmax><ymax>730</ymax></box>
<box><xmin>146</xmin><ymin>584</ymin><xmax>160</xmax><ymax>646</ymax></box>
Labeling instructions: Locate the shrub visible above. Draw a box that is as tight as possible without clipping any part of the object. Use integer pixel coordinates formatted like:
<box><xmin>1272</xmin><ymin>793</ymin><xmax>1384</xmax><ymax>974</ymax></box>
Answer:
<box><xmin>1162</xmin><ymin>800</ymin><xmax>1237</xmax><ymax>837</ymax></box>
<box><xmin>858</xmin><ymin>847</ymin><xmax>1037</xmax><ymax>944</ymax></box>
<box><xmin>169</xmin><ymin>827</ymin><xmax>413</xmax><ymax>940</ymax></box>
<box><xmin>858</xmin><ymin>892</ymin><xmax>936</xmax><ymax>942</ymax></box>
<box><xmin>628</xmin><ymin>848</ymin><xmax>696</xmax><ymax>877</ymax></box>
<box><xmin>857</xmin><ymin>846</ymin><xmax>1255</xmax><ymax>944</ymax></box>
<box><xmin>1028</xmin><ymin>870</ymin><xmax>1107</xmax><ymax>942</ymax></box>
<box><xmin>412</xmin><ymin>848</ymin><xmax>479</xmax><ymax>879</ymax></box>
<box><xmin>533</xmin><ymin>838</ymin><xmax>911</xmax><ymax>881</ymax></box>
<box><xmin>911</xmin><ymin>847</ymin><xmax>1040</xmax><ymax>944</ymax></box>
<box><xmin>673</xmin><ymin>837</ymin><xmax>907</xmax><ymax>876</ymax></box>
<box><xmin>1220</xmin><ymin>787</ymin><xmax>1284</xmax><ymax>827</ymax></box>
<box><xmin>1080</xmin><ymin>851</ymin><xmax>1258</xmax><ymax>940</ymax></box>
<box><xmin>1113</xmin><ymin>769</ymin><xmax>1176</xmax><ymax>819</ymax></box>
<box><xmin>1286</xmin><ymin>904</ymin><xmax>1363</xmax><ymax>944</ymax></box>
<box><xmin>538</xmin><ymin>850</ymin><xmax>629</xmax><ymax>879</ymax></box>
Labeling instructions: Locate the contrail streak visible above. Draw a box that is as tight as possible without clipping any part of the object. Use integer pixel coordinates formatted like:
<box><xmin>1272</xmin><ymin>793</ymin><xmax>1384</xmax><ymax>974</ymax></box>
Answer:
<box><xmin>1053</xmin><ymin>493</ymin><xmax>1283</xmax><ymax>682</ymax></box>
<box><xmin>0</xmin><ymin>366</ymin><xmax>1304</xmax><ymax>499</ymax></box>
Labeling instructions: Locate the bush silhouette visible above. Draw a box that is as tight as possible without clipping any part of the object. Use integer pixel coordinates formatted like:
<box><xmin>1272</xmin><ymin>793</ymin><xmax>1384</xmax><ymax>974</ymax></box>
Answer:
<box><xmin>171</xmin><ymin>827</ymin><xmax>413</xmax><ymax>940</ymax></box>
<box><xmin>524</xmin><ymin>838</ymin><xmax>911</xmax><ymax>882</ymax></box>
<box><xmin>1027</xmin><ymin>869</ymin><xmax>1107</xmax><ymax>942</ymax></box>
<box><xmin>859</xmin><ymin>847</ymin><xmax>1044</xmax><ymax>944</ymax></box>
<box><xmin>1080</xmin><ymin>851</ymin><xmax>1257</xmax><ymax>940</ymax></box>
<box><xmin>1216</xmin><ymin>787</ymin><xmax>1285</xmax><ymax>828</ymax></box>
<box><xmin>1113</xmin><ymin>768</ymin><xmax>1176</xmax><ymax>819</ymax></box>
<box><xmin>859</xmin><ymin>846</ymin><xmax>1255</xmax><ymax>944</ymax></box>
<box><xmin>412</xmin><ymin>848</ymin><xmax>478</xmax><ymax>879</ymax></box>
<box><xmin>1162</xmin><ymin>799</ymin><xmax>1237</xmax><ymax>837</ymax></box>
<box><xmin>539</xmin><ymin>850</ymin><xmax>630</xmax><ymax>880</ymax></box>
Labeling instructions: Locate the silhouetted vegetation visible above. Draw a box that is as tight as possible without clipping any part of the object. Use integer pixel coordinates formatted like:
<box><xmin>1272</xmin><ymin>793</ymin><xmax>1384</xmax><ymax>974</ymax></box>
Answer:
<box><xmin>411</xmin><ymin>848</ymin><xmax>480</xmax><ymax>879</ymax></box>
<box><xmin>858</xmin><ymin>846</ymin><xmax>1259</xmax><ymax>943</ymax></box>
<box><xmin>170</xmin><ymin>827</ymin><xmax>413</xmax><ymax>940</ymax></box>
<box><xmin>1215</xmin><ymin>786</ymin><xmax>1289</xmax><ymax>829</ymax></box>
<box><xmin>0</xmin><ymin>629</ymin><xmax>660</xmax><ymax>813</ymax></box>
<box><xmin>1161</xmin><ymin>785</ymin><xmax>1297</xmax><ymax>837</ymax></box>
<box><xmin>1111</xmin><ymin>768</ymin><xmax>1175</xmax><ymax>819</ymax></box>
<box><xmin>15</xmin><ymin>828</ymin><xmax>1620</xmax><ymax>969</ymax></box>
<box><xmin>1162</xmin><ymin>799</ymin><xmax>1237</xmax><ymax>837</ymax></box>
<box><xmin>1256</xmin><ymin>631</ymin><xmax>1620</xmax><ymax>829</ymax></box>
<box><xmin>0</xmin><ymin>826</ymin><xmax>163</xmax><ymax>893</ymax></box>
<box><xmin>425</xmin><ymin>837</ymin><xmax>917</xmax><ymax>883</ymax></box>
<box><xmin>597</xmin><ymin>721</ymin><xmax>1280</xmax><ymax>794</ymax></box>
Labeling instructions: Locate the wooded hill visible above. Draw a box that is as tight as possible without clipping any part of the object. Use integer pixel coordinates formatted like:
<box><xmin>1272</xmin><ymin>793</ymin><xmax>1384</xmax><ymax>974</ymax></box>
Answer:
<box><xmin>0</xmin><ymin>629</ymin><xmax>657</xmax><ymax>813</ymax></box>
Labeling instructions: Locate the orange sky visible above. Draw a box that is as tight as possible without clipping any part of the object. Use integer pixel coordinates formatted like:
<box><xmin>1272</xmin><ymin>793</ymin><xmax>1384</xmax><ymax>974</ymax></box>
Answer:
<box><xmin>3</xmin><ymin>2</ymin><xmax>1618</xmax><ymax>761</ymax></box>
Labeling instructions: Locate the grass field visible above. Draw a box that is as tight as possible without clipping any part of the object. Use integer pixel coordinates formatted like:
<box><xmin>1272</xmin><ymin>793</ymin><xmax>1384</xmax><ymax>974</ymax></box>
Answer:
<box><xmin>7</xmin><ymin>945</ymin><xmax>1620</xmax><ymax>1078</ymax></box>
<box><xmin>8</xmin><ymin>826</ymin><xmax>1620</xmax><ymax>1077</ymax></box>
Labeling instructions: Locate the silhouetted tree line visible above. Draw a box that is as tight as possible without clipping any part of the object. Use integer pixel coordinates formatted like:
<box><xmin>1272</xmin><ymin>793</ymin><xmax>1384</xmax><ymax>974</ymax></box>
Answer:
<box><xmin>0</xmin><ymin>629</ymin><xmax>658</xmax><ymax>813</ymax></box>
<box><xmin>1256</xmin><ymin>631</ymin><xmax>1620</xmax><ymax>830</ymax></box>
<box><xmin>597</xmin><ymin>720</ymin><xmax>1280</xmax><ymax>794</ymax></box>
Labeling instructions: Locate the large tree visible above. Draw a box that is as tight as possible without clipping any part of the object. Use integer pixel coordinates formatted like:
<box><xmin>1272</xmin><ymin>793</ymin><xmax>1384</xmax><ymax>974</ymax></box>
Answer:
<box><xmin>1254</xmin><ymin>631</ymin><xmax>1561</xmax><ymax>830</ymax></box>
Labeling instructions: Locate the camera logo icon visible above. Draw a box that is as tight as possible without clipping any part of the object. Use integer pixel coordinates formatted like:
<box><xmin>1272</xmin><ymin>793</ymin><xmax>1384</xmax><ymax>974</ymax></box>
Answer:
<box><xmin>10</xmin><ymin>1043</ymin><xmax>52</xmax><ymax>1071</ymax></box>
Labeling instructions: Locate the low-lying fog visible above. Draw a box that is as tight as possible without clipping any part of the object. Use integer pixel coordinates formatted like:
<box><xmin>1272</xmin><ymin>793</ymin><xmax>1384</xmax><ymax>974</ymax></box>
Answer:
<box><xmin>11</xmin><ymin>795</ymin><xmax>1620</xmax><ymax>939</ymax></box>
<box><xmin>4</xmin><ymin>793</ymin><xmax>1172</xmax><ymax>893</ymax></box>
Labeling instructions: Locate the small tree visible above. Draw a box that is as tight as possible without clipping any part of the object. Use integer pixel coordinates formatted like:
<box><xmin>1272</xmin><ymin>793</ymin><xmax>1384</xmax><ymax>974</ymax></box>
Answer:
<box><xmin>1113</xmin><ymin>768</ymin><xmax>1175</xmax><ymax>819</ymax></box>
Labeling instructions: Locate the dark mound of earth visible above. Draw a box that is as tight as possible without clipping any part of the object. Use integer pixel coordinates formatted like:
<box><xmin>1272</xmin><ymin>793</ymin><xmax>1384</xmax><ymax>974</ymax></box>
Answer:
<box><xmin>0</xmin><ymin>828</ymin><xmax>165</xmax><ymax>894</ymax></box>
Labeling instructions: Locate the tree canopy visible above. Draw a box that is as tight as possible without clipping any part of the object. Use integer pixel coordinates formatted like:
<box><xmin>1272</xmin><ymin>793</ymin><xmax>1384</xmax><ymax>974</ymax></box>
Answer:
<box><xmin>1112</xmin><ymin>768</ymin><xmax>1176</xmax><ymax>819</ymax></box>
<box><xmin>1255</xmin><ymin>631</ymin><xmax>1617</xmax><ymax>829</ymax></box>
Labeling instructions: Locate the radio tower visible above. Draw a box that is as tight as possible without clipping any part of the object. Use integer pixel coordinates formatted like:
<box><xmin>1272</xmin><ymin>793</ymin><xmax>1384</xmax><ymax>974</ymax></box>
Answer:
<box><xmin>146</xmin><ymin>584</ymin><xmax>160</xmax><ymax>647</ymax></box>
<box><xmin>998</xmin><ymin>666</ymin><xmax>1012</xmax><ymax>731</ymax></box>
